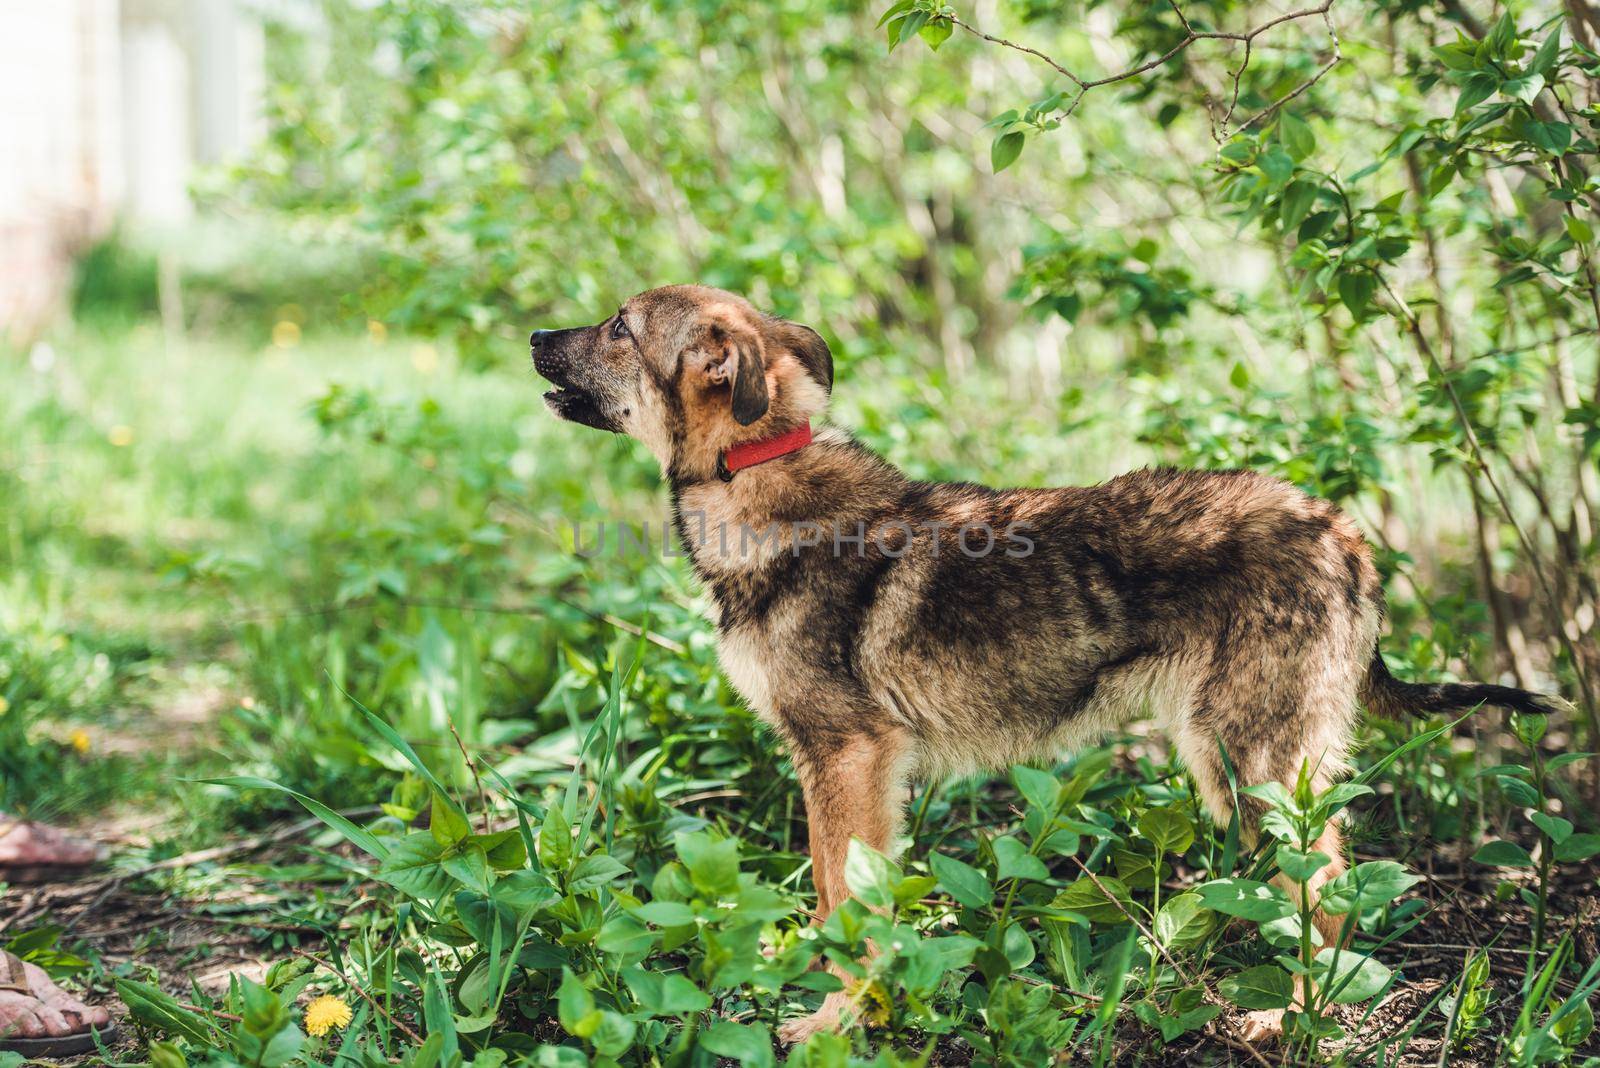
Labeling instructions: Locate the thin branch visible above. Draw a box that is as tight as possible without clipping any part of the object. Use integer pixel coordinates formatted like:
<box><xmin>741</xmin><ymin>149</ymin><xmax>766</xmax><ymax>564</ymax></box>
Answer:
<box><xmin>945</xmin><ymin>2</ymin><xmax>1338</xmax><ymax>133</ymax></box>
<box><xmin>1376</xmin><ymin>272</ymin><xmax>1600</xmax><ymax>741</ymax></box>
<box><xmin>945</xmin><ymin>16</ymin><xmax>1084</xmax><ymax>87</ymax></box>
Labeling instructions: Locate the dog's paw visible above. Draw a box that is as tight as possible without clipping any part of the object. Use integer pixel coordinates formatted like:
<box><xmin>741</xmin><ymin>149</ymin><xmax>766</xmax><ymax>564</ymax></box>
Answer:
<box><xmin>1238</xmin><ymin>1008</ymin><xmax>1286</xmax><ymax>1045</ymax></box>
<box><xmin>776</xmin><ymin>992</ymin><xmax>848</xmax><ymax>1044</ymax></box>
<box><xmin>776</xmin><ymin>1012</ymin><xmax>831</xmax><ymax>1045</ymax></box>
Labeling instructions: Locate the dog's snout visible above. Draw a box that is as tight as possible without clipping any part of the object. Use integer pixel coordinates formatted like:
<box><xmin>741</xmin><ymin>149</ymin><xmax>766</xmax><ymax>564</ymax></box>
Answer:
<box><xmin>530</xmin><ymin>328</ymin><xmax>573</xmax><ymax>389</ymax></box>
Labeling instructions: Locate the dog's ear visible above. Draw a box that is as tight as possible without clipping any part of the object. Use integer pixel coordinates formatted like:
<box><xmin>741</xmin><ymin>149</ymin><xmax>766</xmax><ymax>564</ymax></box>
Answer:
<box><xmin>768</xmin><ymin>319</ymin><xmax>833</xmax><ymax>395</ymax></box>
<box><xmin>701</xmin><ymin>317</ymin><xmax>770</xmax><ymax>425</ymax></box>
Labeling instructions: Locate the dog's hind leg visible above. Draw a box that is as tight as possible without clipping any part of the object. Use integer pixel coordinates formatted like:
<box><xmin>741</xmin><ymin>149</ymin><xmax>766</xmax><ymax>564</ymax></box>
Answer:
<box><xmin>778</xmin><ymin>727</ymin><xmax>911</xmax><ymax>1044</ymax></box>
<box><xmin>1175</xmin><ymin>671</ymin><xmax>1360</xmax><ymax>1043</ymax></box>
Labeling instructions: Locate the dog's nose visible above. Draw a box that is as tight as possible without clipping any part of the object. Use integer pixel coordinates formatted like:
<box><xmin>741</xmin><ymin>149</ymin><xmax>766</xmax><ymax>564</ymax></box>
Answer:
<box><xmin>529</xmin><ymin>329</ymin><xmax>549</xmax><ymax>350</ymax></box>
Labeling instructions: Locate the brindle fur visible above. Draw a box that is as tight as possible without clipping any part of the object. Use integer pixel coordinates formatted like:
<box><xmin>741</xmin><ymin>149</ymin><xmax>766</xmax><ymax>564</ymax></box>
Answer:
<box><xmin>532</xmin><ymin>285</ymin><xmax>1570</xmax><ymax>1042</ymax></box>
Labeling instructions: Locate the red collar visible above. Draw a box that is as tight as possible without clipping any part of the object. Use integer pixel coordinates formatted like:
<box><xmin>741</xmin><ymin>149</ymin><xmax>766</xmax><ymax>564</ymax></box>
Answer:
<box><xmin>717</xmin><ymin>422</ymin><xmax>813</xmax><ymax>482</ymax></box>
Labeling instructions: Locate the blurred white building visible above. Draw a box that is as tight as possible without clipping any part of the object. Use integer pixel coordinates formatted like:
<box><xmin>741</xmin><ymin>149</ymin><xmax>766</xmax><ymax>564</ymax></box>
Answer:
<box><xmin>0</xmin><ymin>0</ymin><xmax>266</xmax><ymax>341</ymax></box>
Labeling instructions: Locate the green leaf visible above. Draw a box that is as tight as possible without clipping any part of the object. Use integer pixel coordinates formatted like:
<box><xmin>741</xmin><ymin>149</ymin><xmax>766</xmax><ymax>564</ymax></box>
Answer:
<box><xmin>1318</xmin><ymin>861</ymin><xmax>1419</xmax><ymax>914</ymax></box>
<box><xmin>595</xmin><ymin>916</ymin><xmax>653</xmax><ymax>960</ymax></box>
<box><xmin>1338</xmin><ymin>271</ymin><xmax>1376</xmax><ymax>319</ymax></box>
<box><xmin>1496</xmin><ymin>774</ymin><xmax>1541</xmax><ymax>807</ymax></box>
<box><xmin>1487</xmin><ymin>12</ymin><xmax>1515</xmax><ymax>58</ymax></box>
<box><xmin>430</xmin><ymin>790</ymin><xmax>471</xmax><ymax>847</ymax></box>
<box><xmin>893</xmin><ymin>874</ymin><xmax>937</xmax><ymax>905</ymax></box>
<box><xmin>1278</xmin><ymin>112</ymin><xmax>1315</xmax><ymax>161</ymax></box>
<box><xmin>622</xmin><ymin>967</ymin><xmax>711</xmax><ymax>1015</ymax></box>
<box><xmin>557</xmin><ymin>969</ymin><xmax>599</xmax><ymax>1037</ymax></box>
<box><xmin>1314</xmin><ymin>948</ymin><xmax>1392</xmax><ymax>1003</ymax></box>
<box><xmin>634</xmin><ymin>900</ymin><xmax>697</xmax><ymax>926</ymax></box>
<box><xmin>1153</xmin><ymin>892</ymin><xmax>1214</xmax><ymax>949</ymax></box>
<box><xmin>1531</xmin><ymin>28</ymin><xmax>1562</xmax><ymax>76</ymax></box>
<box><xmin>1555</xmin><ymin>833</ymin><xmax>1600</xmax><ymax>863</ymax></box>
<box><xmin>1193</xmin><ymin>878</ymin><xmax>1295</xmax><ymax>921</ymax></box>
<box><xmin>569</xmin><ymin>852</ymin><xmax>630</xmax><ymax>893</ymax></box>
<box><xmin>1219</xmin><ymin>139</ymin><xmax>1255</xmax><ymax>165</ymax></box>
<box><xmin>992</xmin><ymin>130</ymin><xmax>1025</xmax><ymax>173</ymax></box>
<box><xmin>540</xmin><ymin>803</ymin><xmax>573</xmax><ymax>873</ymax></box>
<box><xmin>675</xmin><ymin>830</ymin><xmax>741</xmax><ymax>898</ymax></box>
<box><xmin>993</xmin><ymin>836</ymin><xmax>1050</xmax><ymax>882</ymax></box>
<box><xmin>1474</xmin><ymin>839</ymin><xmax>1536</xmax><ymax>868</ymax></box>
<box><xmin>590</xmin><ymin>1011</ymin><xmax>636</xmax><ymax>1057</ymax></box>
<box><xmin>1135</xmin><ymin>996</ymin><xmax>1221</xmax><ymax>1042</ymax></box>
<box><xmin>492</xmin><ymin>870</ymin><xmax>558</xmax><ymax>914</ymax></box>
<box><xmin>1529</xmin><ymin>812</ymin><xmax>1573</xmax><ymax>845</ymax></box>
<box><xmin>1455</xmin><ymin>72</ymin><xmax>1498</xmax><ymax>114</ymax></box>
<box><xmin>1258</xmin><ymin>145</ymin><xmax>1295</xmax><ymax>187</ymax></box>
<box><xmin>1011</xmin><ymin>764</ymin><xmax>1060</xmax><ymax>814</ymax></box>
<box><xmin>701</xmin><ymin>1020</ymin><xmax>774</xmax><ymax>1068</ymax></box>
<box><xmin>1052</xmin><ymin>875</ymin><xmax>1134</xmax><ymax>924</ymax></box>
<box><xmin>476</xmin><ymin>829</ymin><xmax>528</xmax><ymax>871</ymax></box>
<box><xmin>895</xmin><ymin>10</ymin><xmax>929</xmax><ymax>49</ymax></box>
<box><xmin>1432</xmin><ymin>42</ymin><xmax>1481</xmax><ymax>72</ymax></box>
<box><xmin>376</xmin><ymin>832</ymin><xmax>455</xmax><ymax>900</ymax></box>
<box><xmin>930</xmin><ymin>851</ymin><xmax>994</xmax><ymax>909</ymax></box>
<box><xmin>148</xmin><ymin>1041</ymin><xmax>189</xmax><ymax>1068</ymax></box>
<box><xmin>441</xmin><ymin>843</ymin><xmax>491</xmax><ymax>892</ymax></box>
<box><xmin>1275</xmin><ymin>845</ymin><xmax>1332</xmax><ymax>883</ymax></box>
<box><xmin>1299</xmin><ymin>209</ymin><xmax>1337</xmax><ymax>240</ymax></box>
<box><xmin>1219</xmin><ymin>965</ymin><xmax>1294</xmax><ymax>1009</ymax></box>
<box><xmin>844</xmin><ymin>838</ymin><xmax>900</xmax><ymax>908</ymax></box>
<box><xmin>1278</xmin><ymin>179</ymin><xmax>1319</xmax><ymax>229</ymax></box>
<box><xmin>1502</xmin><ymin>74</ymin><xmax>1545</xmax><ymax>104</ymax></box>
<box><xmin>875</xmin><ymin>0</ymin><xmax>915</xmax><ymax>28</ymax></box>
<box><xmin>115</xmin><ymin>979</ymin><xmax>215</xmax><ymax>1044</ymax></box>
<box><xmin>920</xmin><ymin>17</ymin><xmax>952</xmax><ymax>51</ymax></box>
<box><xmin>1138</xmin><ymin>807</ymin><xmax>1195</xmax><ymax>855</ymax></box>
<box><xmin>1565</xmin><ymin>216</ymin><xmax>1594</xmax><ymax>244</ymax></box>
<box><xmin>1001</xmin><ymin>919</ymin><xmax>1035</xmax><ymax>968</ymax></box>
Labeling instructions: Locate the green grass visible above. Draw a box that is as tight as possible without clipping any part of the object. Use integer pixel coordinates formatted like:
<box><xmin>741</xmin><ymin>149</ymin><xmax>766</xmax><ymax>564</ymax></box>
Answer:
<box><xmin>1</xmin><ymin>319</ymin><xmax>1596</xmax><ymax>1066</ymax></box>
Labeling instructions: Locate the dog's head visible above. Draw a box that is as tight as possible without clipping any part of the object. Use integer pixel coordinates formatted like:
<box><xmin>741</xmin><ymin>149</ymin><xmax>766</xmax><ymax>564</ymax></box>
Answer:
<box><xmin>531</xmin><ymin>285</ymin><xmax>832</xmax><ymax>480</ymax></box>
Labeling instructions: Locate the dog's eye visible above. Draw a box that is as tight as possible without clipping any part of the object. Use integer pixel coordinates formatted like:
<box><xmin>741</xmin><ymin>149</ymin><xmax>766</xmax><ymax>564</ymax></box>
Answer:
<box><xmin>610</xmin><ymin>317</ymin><xmax>630</xmax><ymax>340</ymax></box>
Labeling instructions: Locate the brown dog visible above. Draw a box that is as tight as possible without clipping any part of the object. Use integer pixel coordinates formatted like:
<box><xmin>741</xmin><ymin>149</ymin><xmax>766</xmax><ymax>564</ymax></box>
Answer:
<box><xmin>532</xmin><ymin>284</ymin><xmax>1568</xmax><ymax>1040</ymax></box>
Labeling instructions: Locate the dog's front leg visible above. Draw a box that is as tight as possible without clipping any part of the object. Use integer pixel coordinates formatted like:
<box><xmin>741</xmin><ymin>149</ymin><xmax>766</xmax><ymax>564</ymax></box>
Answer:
<box><xmin>778</xmin><ymin>728</ymin><xmax>908</xmax><ymax>1044</ymax></box>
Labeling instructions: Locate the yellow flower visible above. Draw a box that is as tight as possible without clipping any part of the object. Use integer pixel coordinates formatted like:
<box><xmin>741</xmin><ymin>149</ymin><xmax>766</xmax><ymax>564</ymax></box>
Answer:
<box><xmin>272</xmin><ymin>321</ymin><xmax>302</xmax><ymax>348</ymax></box>
<box><xmin>304</xmin><ymin>995</ymin><xmax>352</xmax><ymax>1037</ymax></box>
<box><xmin>0</xmin><ymin>696</ymin><xmax>9</xmax><ymax>714</ymax></box>
<box><xmin>852</xmin><ymin>979</ymin><xmax>891</xmax><ymax>1027</ymax></box>
<box><xmin>69</xmin><ymin>728</ymin><xmax>91</xmax><ymax>753</ymax></box>
<box><xmin>108</xmin><ymin>425</ymin><xmax>134</xmax><ymax>447</ymax></box>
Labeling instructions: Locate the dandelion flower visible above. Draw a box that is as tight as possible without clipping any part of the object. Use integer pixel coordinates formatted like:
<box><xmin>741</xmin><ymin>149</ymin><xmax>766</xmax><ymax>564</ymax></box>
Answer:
<box><xmin>853</xmin><ymin>979</ymin><xmax>891</xmax><ymax>1027</ymax></box>
<box><xmin>69</xmin><ymin>728</ymin><xmax>91</xmax><ymax>753</ymax></box>
<box><xmin>304</xmin><ymin>994</ymin><xmax>352</xmax><ymax>1037</ymax></box>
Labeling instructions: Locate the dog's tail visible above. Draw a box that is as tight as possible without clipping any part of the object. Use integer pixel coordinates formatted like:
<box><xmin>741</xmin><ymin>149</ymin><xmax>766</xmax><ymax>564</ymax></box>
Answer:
<box><xmin>1362</xmin><ymin>649</ymin><xmax>1574</xmax><ymax>719</ymax></box>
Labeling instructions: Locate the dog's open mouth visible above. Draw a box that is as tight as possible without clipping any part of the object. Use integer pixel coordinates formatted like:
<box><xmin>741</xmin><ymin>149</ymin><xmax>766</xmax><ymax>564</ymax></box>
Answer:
<box><xmin>542</xmin><ymin>386</ymin><xmax>616</xmax><ymax>432</ymax></box>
